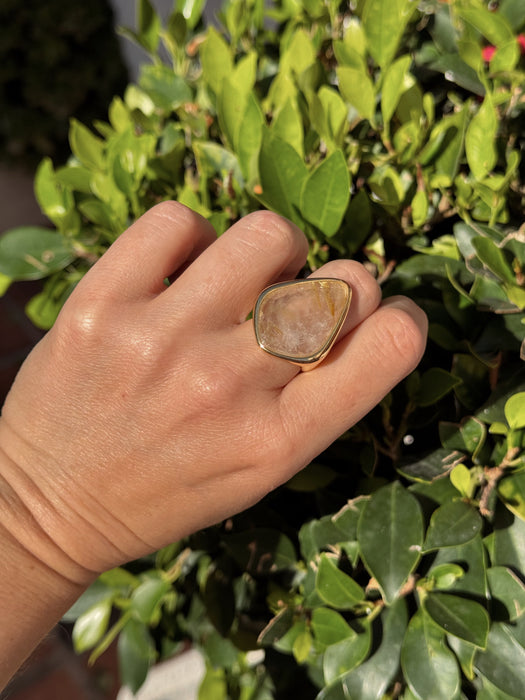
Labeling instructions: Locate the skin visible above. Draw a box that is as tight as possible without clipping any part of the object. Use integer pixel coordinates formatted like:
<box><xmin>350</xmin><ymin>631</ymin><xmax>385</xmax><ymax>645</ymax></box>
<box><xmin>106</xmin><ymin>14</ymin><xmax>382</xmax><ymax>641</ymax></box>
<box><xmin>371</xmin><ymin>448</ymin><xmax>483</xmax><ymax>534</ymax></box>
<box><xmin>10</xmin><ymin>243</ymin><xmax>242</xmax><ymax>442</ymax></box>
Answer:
<box><xmin>0</xmin><ymin>202</ymin><xmax>427</xmax><ymax>687</ymax></box>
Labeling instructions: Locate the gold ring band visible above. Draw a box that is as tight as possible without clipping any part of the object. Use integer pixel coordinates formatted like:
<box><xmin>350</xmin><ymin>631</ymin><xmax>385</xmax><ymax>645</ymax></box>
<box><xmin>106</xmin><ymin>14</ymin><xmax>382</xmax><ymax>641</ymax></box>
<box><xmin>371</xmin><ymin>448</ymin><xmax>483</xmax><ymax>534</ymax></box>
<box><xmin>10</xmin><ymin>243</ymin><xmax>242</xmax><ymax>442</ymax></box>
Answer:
<box><xmin>253</xmin><ymin>278</ymin><xmax>351</xmax><ymax>370</ymax></box>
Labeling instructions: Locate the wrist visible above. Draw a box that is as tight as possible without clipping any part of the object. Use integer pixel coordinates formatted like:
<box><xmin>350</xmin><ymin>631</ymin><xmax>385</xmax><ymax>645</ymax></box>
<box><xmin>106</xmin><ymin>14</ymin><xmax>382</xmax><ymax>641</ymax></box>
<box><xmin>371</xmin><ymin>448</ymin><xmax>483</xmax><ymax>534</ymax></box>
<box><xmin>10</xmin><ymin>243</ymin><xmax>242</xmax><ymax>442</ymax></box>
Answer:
<box><xmin>0</xmin><ymin>419</ymin><xmax>97</xmax><ymax>587</ymax></box>
<box><xmin>0</xmin><ymin>474</ymin><xmax>91</xmax><ymax>689</ymax></box>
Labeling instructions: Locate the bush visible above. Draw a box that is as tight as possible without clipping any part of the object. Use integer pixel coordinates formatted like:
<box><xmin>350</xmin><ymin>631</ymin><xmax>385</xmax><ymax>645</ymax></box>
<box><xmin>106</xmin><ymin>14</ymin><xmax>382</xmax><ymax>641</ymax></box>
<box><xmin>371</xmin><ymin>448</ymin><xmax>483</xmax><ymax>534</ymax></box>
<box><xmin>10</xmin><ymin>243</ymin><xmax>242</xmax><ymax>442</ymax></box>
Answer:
<box><xmin>1</xmin><ymin>0</ymin><xmax>525</xmax><ymax>697</ymax></box>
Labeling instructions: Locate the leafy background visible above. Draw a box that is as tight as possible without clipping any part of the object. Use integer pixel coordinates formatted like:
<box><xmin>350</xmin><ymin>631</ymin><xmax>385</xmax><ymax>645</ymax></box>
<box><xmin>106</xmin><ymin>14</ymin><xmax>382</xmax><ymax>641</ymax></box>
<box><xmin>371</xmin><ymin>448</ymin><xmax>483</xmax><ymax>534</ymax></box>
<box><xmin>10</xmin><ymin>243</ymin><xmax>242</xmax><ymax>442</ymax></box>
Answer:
<box><xmin>0</xmin><ymin>0</ymin><xmax>524</xmax><ymax>697</ymax></box>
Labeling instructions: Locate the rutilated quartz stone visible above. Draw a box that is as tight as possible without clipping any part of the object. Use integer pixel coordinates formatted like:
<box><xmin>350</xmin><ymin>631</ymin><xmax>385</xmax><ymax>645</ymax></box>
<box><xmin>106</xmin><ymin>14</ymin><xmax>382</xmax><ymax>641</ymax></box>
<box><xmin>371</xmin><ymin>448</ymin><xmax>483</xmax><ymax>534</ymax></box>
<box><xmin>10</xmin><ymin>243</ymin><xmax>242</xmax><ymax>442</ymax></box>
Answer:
<box><xmin>254</xmin><ymin>278</ymin><xmax>351</xmax><ymax>364</ymax></box>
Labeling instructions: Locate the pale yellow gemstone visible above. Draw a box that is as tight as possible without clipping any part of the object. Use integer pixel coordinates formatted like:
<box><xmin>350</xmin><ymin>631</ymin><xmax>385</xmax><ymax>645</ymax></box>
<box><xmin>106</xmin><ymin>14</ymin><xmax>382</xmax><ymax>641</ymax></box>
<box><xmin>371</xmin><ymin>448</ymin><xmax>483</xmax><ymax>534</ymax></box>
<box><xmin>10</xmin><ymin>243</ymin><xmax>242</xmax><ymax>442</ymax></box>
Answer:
<box><xmin>254</xmin><ymin>278</ymin><xmax>351</xmax><ymax>363</ymax></box>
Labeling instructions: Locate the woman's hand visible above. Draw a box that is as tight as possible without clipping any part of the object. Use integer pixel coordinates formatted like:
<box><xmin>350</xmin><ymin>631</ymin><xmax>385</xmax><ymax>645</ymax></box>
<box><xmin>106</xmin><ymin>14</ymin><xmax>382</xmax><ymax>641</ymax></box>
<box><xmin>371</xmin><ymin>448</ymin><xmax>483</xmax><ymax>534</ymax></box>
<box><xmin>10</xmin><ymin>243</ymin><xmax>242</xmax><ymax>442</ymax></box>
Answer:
<box><xmin>0</xmin><ymin>202</ymin><xmax>427</xmax><ymax>584</ymax></box>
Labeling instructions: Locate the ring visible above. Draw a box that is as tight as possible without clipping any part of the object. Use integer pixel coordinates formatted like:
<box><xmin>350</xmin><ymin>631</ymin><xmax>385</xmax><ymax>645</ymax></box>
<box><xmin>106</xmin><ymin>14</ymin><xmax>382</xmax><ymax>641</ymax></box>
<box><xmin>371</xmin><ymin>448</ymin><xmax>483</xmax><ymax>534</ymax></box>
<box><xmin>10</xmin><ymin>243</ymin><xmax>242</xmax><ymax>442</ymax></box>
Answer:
<box><xmin>253</xmin><ymin>278</ymin><xmax>351</xmax><ymax>370</ymax></box>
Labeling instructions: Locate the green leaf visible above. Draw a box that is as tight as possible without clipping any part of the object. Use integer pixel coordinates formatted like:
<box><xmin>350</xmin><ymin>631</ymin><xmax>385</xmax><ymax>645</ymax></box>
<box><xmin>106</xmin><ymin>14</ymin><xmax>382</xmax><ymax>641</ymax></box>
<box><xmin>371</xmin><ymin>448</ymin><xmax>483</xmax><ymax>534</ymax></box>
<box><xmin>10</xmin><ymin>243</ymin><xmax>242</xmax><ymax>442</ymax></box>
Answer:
<box><xmin>118</xmin><ymin>618</ymin><xmax>156</xmax><ymax>693</ymax></box>
<box><xmin>422</xmin><ymin>105</ymin><xmax>469</xmax><ymax>183</ymax></box>
<box><xmin>198</xmin><ymin>666</ymin><xmax>227</xmax><ymax>700</ymax></box>
<box><xmin>336</xmin><ymin>67</ymin><xmax>376</xmax><ymax>124</ymax></box>
<box><xmin>456</xmin><ymin>5</ymin><xmax>517</xmax><ymax>60</ymax></box>
<box><xmin>381</xmin><ymin>55</ymin><xmax>412</xmax><ymax>126</ymax></box>
<box><xmin>34</xmin><ymin>158</ymin><xmax>70</xmax><ymax>226</ymax></box>
<box><xmin>430</xmin><ymin>535</ymin><xmax>488</xmax><ymax>599</ymax></box>
<box><xmin>505</xmin><ymin>392</ymin><xmax>525</xmax><ymax>430</ymax></box>
<box><xmin>424</xmin><ymin>592</ymin><xmax>489</xmax><ymax>648</ymax></box>
<box><xmin>137</xmin><ymin>0</ymin><xmax>161</xmax><ymax>53</ymax></box>
<box><xmin>315</xmin><ymin>553</ymin><xmax>365</xmax><ymax>609</ymax></box>
<box><xmin>398</xmin><ymin>447</ymin><xmax>459</xmax><ymax>483</ymax></box>
<box><xmin>258</xmin><ymin>130</ymin><xmax>308</xmax><ymax>225</ymax></box>
<box><xmin>317</xmin><ymin>86</ymin><xmax>348</xmax><ymax>147</ymax></box>
<box><xmin>300</xmin><ymin>150</ymin><xmax>350</xmax><ymax>237</ymax></box>
<box><xmin>0</xmin><ymin>227</ymin><xmax>74</xmax><ymax>281</ymax></box>
<box><xmin>362</xmin><ymin>0</ymin><xmax>418</xmax><ymax>68</ymax></box>
<box><xmin>176</xmin><ymin>0</ymin><xmax>206</xmax><ymax>29</ymax></box>
<box><xmin>450</xmin><ymin>463</ymin><xmax>475</xmax><ymax>499</ymax></box>
<box><xmin>311</xmin><ymin>607</ymin><xmax>355</xmax><ymax>649</ymax></box>
<box><xmin>411</xmin><ymin>188</ymin><xmax>428</xmax><ymax>228</ymax></box>
<box><xmin>0</xmin><ymin>272</ymin><xmax>11</xmax><ymax>296</ymax></box>
<box><xmin>199</xmin><ymin>27</ymin><xmax>233</xmax><ymax>94</ymax></box>
<box><xmin>428</xmin><ymin>563</ymin><xmax>465</xmax><ymax>591</ymax></box>
<box><xmin>465</xmin><ymin>94</ymin><xmax>498</xmax><ymax>181</ymax></box>
<box><xmin>323</xmin><ymin>621</ymin><xmax>371</xmax><ymax>684</ymax></box>
<box><xmin>358</xmin><ymin>482</ymin><xmax>424</xmax><ymax>605</ymax></box>
<box><xmin>280</xmin><ymin>29</ymin><xmax>317</xmax><ymax>76</ymax></box>
<box><xmin>401</xmin><ymin>609</ymin><xmax>461</xmax><ymax>700</ymax></box>
<box><xmin>317</xmin><ymin>599</ymin><xmax>408</xmax><ymax>700</ymax></box>
<box><xmin>475</xmin><ymin>623</ymin><xmax>525</xmax><ymax>698</ymax></box>
<box><xmin>131</xmin><ymin>576</ymin><xmax>170</xmax><ymax>624</ymax></box>
<box><xmin>423</xmin><ymin>500</ymin><xmax>482</xmax><ymax>552</ymax></box>
<box><xmin>139</xmin><ymin>64</ymin><xmax>192</xmax><ymax>111</ymax></box>
<box><xmin>415</xmin><ymin>367</ymin><xmax>463</xmax><ymax>407</ymax></box>
<box><xmin>487</xmin><ymin>566</ymin><xmax>525</xmax><ymax>621</ymax></box>
<box><xmin>472</xmin><ymin>237</ymin><xmax>515</xmax><ymax>284</ymax></box>
<box><xmin>258</xmin><ymin>607</ymin><xmax>294</xmax><ymax>647</ymax></box>
<box><xmin>69</xmin><ymin>119</ymin><xmax>106</xmax><ymax>171</ymax></box>
<box><xmin>272</xmin><ymin>98</ymin><xmax>304</xmax><ymax>157</ymax></box>
<box><xmin>25</xmin><ymin>287</ymin><xmax>64</xmax><ymax>330</ymax></box>
<box><xmin>72</xmin><ymin>599</ymin><xmax>112</xmax><ymax>653</ymax></box>
<box><xmin>498</xmin><ymin>472</ymin><xmax>525</xmax><ymax>521</ymax></box>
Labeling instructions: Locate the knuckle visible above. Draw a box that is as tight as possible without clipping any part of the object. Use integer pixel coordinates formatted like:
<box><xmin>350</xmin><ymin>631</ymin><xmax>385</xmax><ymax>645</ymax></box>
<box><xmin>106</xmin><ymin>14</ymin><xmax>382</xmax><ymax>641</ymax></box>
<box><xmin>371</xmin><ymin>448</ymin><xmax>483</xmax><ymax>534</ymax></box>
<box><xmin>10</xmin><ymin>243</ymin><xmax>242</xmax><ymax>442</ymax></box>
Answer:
<box><xmin>381</xmin><ymin>301</ymin><xmax>427</xmax><ymax>371</ymax></box>
<box><xmin>55</xmin><ymin>292</ymin><xmax>108</xmax><ymax>352</ymax></box>
<box><xmin>242</xmin><ymin>210</ymin><xmax>307</xmax><ymax>255</ymax></box>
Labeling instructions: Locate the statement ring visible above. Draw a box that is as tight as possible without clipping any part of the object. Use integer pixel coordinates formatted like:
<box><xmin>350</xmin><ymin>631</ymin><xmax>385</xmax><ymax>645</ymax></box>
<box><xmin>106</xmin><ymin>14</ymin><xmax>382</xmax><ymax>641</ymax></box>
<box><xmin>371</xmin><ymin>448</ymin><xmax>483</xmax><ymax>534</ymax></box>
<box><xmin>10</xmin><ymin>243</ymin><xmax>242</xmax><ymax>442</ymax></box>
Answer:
<box><xmin>253</xmin><ymin>278</ymin><xmax>352</xmax><ymax>370</ymax></box>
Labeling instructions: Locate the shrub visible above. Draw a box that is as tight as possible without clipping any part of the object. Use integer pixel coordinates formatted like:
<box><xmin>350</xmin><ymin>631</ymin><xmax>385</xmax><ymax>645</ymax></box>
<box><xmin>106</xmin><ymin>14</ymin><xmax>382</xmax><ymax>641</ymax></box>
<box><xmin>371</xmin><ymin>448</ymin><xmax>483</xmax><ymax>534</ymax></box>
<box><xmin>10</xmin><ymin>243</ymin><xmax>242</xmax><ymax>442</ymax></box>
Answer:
<box><xmin>1</xmin><ymin>0</ymin><xmax>525</xmax><ymax>697</ymax></box>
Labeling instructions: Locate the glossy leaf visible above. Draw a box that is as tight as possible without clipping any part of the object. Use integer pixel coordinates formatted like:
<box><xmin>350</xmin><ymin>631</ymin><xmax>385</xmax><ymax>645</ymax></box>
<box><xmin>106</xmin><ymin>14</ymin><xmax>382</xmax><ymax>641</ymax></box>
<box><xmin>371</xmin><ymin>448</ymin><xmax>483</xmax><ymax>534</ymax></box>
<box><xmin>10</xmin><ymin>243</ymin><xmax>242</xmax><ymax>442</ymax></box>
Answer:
<box><xmin>430</xmin><ymin>536</ymin><xmax>488</xmax><ymax>598</ymax></box>
<box><xmin>423</xmin><ymin>500</ymin><xmax>482</xmax><ymax>552</ymax></box>
<box><xmin>487</xmin><ymin>566</ymin><xmax>525</xmax><ymax>621</ymax></box>
<box><xmin>401</xmin><ymin>609</ymin><xmax>461</xmax><ymax>700</ymax></box>
<box><xmin>258</xmin><ymin>131</ymin><xmax>307</xmax><ymax>225</ymax></box>
<box><xmin>300</xmin><ymin>150</ymin><xmax>350</xmax><ymax>237</ymax></box>
<box><xmin>131</xmin><ymin>576</ymin><xmax>170</xmax><ymax>624</ymax></box>
<box><xmin>472</xmin><ymin>237</ymin><xmax>515</xmax><ymax>285</ymax></box>
<box><xmin>72</xmin><ymin>598</ymin><xmax>112</xmax><ymax>653</ymax></box>
<box><xmin>362</xmin><ymin>0</ymin><xmax>418</xmax><ymax>68</ymax></box>
<box><xmin>69</xmin><ymin>118</ymin><xmax>105</xmax><ymax>171</ymax></box>
<box><xmin>317</xmin><ymin>599</ymin><xmax>408</xmax><ymax>700</ymax></box>
<box><xmin>0</xmin><ymin>227</ymin><xmax>74</xmax><ymax>281</ymax></box>
<box><xmin>358</xmin><ymin>482</ymin><xmax>423</xmax><ymax>604</ymax></box>
<box><xmin>415</xmin><ymin>368</ymin><xmax>463</xmax><ymax>407</ymax></box>
<box><xmin>139</xmin><ymin>64</ymin><xmax>192</xmax><ymax>111</ymax></box>
<box><xmin>199</xmin><ymin>27</ymin><xmax>232</xmax><ymax>93</ymax></box>
<box><xmin>315</xmin><ymin>553</ymin><xmax>365</xmax><ymax>609</ymax></box>
<box><xmin>475</xmin><ymin>623</ymin><xmax>525</xmax><ymax>698</ymax></box>
<box><xmin>465</xmin><ymin>94</ymin><xmax>498</xmax><ymax>181</ymax></box>
<box><xmin>323</xmin><ymin>621</ymin><xmax>371</xmax><ymax>684</ymax></box>
<box><xmin>424</xmin><ymin>592</ymin><xmax>489</xmax><ymax>648</ymax></box>
<box><xmin>336</xmin><ymin>67</ymin><xmax>375</xmax><ymax>124</ymax></box>
<box><xmin>498</xmin><ymin>472</ymin><xmax>525</xmax><ymax>521</ymax></box>
<box><xmin>428</xmin><ymin>563</ymin><xmax>465</xmax><ymax>591</ymax></box>
<box><xmin>118</xmin><ymin>618</ymin><xmax>156</xmax><ymax>693</ymax></box>
<box><xmin>137</xmin><ymin>0</ymin><xmax>160</xmax><ymax>53</ymax></box>
<box><xmin>505</xmin><ymin>392</ymin><xmax>525</xmax><ymax>430</ymax></box>
<box><xmin>311</xmin><ymin>607</ymin><xmax>355</xmax><ymax>649</ymax></box>
<box><xmin>381</xmin><ymin>55</ymin><xmax>412</xmax><ymax>126</ymax></box>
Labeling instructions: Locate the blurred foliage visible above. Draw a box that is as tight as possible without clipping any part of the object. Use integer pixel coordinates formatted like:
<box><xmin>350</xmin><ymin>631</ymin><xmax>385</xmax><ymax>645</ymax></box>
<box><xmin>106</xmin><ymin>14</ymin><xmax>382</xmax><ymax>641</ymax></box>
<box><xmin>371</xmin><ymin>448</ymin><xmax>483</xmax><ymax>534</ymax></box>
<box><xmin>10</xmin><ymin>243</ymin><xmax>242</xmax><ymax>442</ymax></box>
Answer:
<box><xmin>0</xmin><ymin>0</ymin><xmax>128</xmax><ymax>167</ymax></box>
<box><xmin>1</xmin><ymin>0</ymin><xmax>525</xmax><ymax>696</ymax></box>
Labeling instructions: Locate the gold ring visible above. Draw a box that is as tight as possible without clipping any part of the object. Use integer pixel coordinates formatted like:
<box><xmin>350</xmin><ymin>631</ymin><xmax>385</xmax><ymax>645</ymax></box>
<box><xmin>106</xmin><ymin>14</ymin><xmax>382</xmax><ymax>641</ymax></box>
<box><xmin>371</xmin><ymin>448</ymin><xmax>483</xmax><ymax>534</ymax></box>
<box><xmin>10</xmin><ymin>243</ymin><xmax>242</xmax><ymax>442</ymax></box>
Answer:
<box><xmin>253</xmin><ymin>278</ymin><xmax>351</xmax><ymax>370</ymax></box>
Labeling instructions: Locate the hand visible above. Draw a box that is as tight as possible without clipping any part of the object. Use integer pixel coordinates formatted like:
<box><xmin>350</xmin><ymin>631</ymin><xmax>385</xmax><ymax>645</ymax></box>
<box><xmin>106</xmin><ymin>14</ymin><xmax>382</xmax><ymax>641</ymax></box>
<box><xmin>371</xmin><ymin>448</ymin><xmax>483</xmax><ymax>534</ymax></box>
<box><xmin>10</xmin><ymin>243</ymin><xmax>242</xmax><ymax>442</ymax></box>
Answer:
<box><xmin>0</xmin><ymin>202</ymin><xmax>427</xmax><ymax>584</ymax></box>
